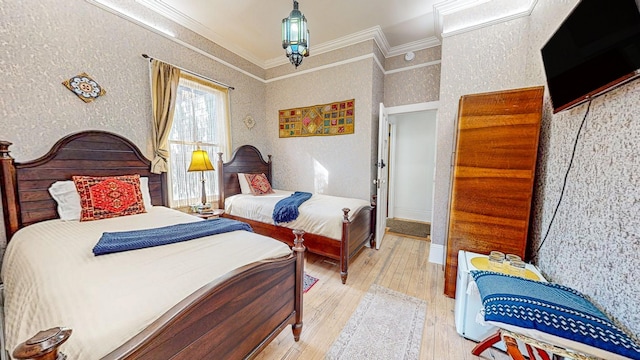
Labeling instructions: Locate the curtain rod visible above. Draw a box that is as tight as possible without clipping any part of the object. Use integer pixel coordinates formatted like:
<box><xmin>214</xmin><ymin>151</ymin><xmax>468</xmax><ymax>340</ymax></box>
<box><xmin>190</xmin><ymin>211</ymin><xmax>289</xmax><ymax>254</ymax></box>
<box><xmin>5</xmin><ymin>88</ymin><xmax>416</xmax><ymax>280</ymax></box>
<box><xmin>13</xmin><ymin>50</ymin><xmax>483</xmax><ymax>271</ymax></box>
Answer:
<box><xmin>142</xmin><ymin>54</ymin><xmax>235</xmax><ymax>90</ymax></box>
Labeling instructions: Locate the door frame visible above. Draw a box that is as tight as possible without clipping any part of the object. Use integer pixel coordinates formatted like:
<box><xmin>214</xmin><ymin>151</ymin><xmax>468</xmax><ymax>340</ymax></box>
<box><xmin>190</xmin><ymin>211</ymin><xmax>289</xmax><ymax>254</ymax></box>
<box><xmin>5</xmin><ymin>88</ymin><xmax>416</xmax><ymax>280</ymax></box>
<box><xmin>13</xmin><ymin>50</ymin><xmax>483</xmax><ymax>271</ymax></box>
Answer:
<box><xmin>386</xmin><ymin>101</ymin><xmax>440</xmax><ymax>210</ymax></box>
<box><xmin>385</xmin><ymin>101</ymin><xmax>440</xmax><ymax>224</ymax></box>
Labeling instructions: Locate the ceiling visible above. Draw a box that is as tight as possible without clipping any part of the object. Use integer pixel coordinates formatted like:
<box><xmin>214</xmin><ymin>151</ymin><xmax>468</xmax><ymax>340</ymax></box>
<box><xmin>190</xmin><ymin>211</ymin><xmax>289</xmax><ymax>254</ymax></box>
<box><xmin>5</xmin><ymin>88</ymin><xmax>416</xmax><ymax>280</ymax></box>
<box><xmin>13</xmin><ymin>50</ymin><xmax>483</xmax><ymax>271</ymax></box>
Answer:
<box><xmin>136</xmin><ymin>0</ymin><xmax>445</xmax><ymax>68</ymax></box>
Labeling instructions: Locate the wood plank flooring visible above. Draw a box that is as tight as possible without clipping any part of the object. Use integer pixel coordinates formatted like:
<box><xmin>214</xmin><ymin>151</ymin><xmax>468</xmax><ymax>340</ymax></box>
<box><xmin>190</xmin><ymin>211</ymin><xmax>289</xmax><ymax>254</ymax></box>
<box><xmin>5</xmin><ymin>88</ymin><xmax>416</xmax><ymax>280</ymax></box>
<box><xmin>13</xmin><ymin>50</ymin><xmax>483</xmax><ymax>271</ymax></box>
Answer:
<box><xmin>256</xmin><ymin>232</ymin><xmax>511</xmax><ymax>360</ymax></box>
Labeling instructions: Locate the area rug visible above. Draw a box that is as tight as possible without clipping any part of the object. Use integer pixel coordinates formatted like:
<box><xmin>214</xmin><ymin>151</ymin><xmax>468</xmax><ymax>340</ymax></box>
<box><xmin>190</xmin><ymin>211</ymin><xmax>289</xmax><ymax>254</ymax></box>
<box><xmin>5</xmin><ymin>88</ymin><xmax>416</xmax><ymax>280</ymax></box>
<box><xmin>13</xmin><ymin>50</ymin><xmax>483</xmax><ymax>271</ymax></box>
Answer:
<box><xmin>304</xmin><ymin>273</ymin><xmax>319</xmax><ymax>293</ymax></box>
<box><xmin>326</xmin><ymin>284</ymin><xmax>426</xmax><ymax>360</ymax></box>
<box><xmin>386</xmin><ymin>218</ymin><xmax>430</xmax><ymax>238</ymax></box>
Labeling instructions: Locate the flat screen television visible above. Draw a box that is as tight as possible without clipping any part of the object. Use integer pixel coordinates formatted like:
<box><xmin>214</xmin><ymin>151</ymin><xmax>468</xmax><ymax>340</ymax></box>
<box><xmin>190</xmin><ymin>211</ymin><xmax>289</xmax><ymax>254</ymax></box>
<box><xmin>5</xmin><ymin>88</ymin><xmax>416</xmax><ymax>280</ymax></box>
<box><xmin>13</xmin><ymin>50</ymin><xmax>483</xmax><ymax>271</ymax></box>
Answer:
<box><xmin>541</xmin><ymin>0</ymin><xmax>640</xmax><ymax>113</ymax></box>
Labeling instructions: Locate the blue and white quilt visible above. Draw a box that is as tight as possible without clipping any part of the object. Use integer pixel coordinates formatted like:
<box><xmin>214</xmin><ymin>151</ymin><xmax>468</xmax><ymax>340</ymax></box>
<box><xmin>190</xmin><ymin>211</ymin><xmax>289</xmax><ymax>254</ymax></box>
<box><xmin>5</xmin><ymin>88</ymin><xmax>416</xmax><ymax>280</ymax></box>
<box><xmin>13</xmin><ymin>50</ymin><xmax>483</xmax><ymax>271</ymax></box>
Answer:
<box><xmin>471</xmin><ymin>271</ymin><xmax>640</xmax><ymax>360</ymax></box>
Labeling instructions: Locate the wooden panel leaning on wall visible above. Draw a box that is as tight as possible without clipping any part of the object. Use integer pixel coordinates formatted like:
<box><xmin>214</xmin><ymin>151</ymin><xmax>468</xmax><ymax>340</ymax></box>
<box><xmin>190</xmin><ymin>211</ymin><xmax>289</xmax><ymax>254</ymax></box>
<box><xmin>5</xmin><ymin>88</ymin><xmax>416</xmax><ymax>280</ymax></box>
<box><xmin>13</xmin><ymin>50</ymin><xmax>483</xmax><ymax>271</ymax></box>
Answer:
<box><xmin>444</xmin><ymin>86</ymin><xmax>544</xmax><ymax>298</ymax></box>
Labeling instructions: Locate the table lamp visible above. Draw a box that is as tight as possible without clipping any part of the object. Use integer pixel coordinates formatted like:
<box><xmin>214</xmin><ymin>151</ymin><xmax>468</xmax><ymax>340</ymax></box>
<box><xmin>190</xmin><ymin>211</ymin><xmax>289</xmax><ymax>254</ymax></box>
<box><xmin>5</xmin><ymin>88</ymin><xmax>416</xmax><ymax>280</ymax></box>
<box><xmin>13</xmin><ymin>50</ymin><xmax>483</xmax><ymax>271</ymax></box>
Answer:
<box><xmin>187</xmin><ymin>145</ymin><xmax>215</xmax><ymax>207</ymax></box>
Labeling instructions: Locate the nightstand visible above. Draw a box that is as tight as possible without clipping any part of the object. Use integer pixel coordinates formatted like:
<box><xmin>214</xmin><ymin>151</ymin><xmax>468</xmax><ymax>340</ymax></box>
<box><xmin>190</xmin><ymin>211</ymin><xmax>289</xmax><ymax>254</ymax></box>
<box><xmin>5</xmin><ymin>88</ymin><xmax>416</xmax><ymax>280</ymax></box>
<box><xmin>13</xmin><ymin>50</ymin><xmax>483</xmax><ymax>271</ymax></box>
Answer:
<box><xmin>194</xmin><ymin>208</ymin><xmax>224</xmax><ymax>219</ymax></box>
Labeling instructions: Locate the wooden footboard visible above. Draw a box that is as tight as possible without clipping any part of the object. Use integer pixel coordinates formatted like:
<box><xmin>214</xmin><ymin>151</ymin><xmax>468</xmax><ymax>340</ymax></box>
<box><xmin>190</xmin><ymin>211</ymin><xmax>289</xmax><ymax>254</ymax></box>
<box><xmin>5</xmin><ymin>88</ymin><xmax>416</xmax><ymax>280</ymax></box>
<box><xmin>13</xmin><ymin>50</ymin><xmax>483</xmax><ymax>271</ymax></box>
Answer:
<box><xmin>339</xmin><ymin>203</ymin><xmax>375</xmax><ymax>283</ymax></box>
<box><xmin>13</xmin><ymin>233</ymin><xmax>306</xmax><ymax>360</ymax></box>
<box><xmin>103</xmin><ymin>232</ymin><xmax>306</xmax><ymax>360</ymax></box>
<box><xmin>224</xmin><ymin>202</ymin><xmax>374</xmax><ymax>284</ymax></box>
<box><xmin>218</xmin><ymin>145</ymin><xmax>376</xmax><ymax>285</ymax></box>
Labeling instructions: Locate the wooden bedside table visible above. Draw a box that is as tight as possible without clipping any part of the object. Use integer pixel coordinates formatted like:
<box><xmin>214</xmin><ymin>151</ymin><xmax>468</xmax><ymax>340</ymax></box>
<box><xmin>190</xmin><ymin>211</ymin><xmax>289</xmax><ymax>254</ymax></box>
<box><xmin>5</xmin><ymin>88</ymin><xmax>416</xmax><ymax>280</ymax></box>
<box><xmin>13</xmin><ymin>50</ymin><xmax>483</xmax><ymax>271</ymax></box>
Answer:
<box><xmin>194</xmin><ymin>208</ymin><xmax>224</xmax><ymax>219</ymax></box>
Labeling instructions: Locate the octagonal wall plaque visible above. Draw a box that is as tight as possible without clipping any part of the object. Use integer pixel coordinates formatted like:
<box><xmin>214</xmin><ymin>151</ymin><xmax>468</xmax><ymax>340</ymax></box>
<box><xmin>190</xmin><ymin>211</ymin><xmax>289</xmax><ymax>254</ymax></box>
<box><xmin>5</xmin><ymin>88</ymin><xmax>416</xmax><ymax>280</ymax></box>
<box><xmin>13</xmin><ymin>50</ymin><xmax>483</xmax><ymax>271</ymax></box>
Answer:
<box><xmin>62</xmin><ymin>72</ymin><xmax>106</xmax><ymax>103</ymax></box>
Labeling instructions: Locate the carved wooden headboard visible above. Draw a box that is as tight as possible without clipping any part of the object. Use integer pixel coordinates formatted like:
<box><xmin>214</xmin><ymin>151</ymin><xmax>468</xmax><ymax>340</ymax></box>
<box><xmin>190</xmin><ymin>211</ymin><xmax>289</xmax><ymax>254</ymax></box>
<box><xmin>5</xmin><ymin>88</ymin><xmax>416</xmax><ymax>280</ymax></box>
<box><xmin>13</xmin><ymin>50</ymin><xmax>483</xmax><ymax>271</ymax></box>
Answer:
<box><xmin>216</xmin><ymin>145</ymin><xmax>272</xmax><ymax>209</ymax></box>
<box><xmin>0</xmin><ymin>130</ymin><xmax>167</xmax><ymax>241</ymax></box>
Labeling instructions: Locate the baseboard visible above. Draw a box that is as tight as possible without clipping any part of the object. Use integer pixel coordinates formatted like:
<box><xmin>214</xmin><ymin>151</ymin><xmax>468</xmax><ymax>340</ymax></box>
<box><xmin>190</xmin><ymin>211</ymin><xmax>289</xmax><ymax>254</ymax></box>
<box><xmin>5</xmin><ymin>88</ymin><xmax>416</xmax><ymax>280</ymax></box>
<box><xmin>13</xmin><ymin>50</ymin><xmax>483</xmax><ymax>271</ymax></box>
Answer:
<box><xmin>428</xmin><ymin>243</ymin><xmax>444</xmax><ymax>265</ymax></box>
<box><xmin>393</xmin><ymin>208</ymin><xmax>429</xmax><ymax>222</ymax></box>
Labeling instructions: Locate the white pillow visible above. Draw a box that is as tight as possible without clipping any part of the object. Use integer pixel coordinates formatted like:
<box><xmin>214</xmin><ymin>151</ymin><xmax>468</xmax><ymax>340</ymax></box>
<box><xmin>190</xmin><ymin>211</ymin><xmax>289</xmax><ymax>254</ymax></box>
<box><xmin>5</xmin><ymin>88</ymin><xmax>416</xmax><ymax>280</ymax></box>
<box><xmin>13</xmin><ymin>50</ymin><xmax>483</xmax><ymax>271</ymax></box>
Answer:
<box><xmin>140</xmin><ymin>177</ymin><xmax>153</xmax><ymax>210</ymax></box>
<box><xmin>48</xmin><ymin>181</ymin><xmax>82</xmax><ymax>221</ymax></box>
<box><xmin>48</xmin><ymin>177</ymin><xmax>154</xmax><ymax>221</ymax></box>
<box><xmin>238</xmin><ymin>173</ymin><xmax>252</xmax><ymax>194</ymax></box>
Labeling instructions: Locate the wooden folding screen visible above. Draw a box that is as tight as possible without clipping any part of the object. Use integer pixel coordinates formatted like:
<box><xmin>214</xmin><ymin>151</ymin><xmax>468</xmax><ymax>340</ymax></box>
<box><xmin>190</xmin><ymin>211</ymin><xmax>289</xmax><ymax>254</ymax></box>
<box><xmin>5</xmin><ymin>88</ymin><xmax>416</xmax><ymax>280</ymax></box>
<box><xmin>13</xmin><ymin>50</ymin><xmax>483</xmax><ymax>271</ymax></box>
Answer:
<box><xmin>444</xmin><ymin>86</ymin><xmax>544</xmax><ymax>298</ymax></box>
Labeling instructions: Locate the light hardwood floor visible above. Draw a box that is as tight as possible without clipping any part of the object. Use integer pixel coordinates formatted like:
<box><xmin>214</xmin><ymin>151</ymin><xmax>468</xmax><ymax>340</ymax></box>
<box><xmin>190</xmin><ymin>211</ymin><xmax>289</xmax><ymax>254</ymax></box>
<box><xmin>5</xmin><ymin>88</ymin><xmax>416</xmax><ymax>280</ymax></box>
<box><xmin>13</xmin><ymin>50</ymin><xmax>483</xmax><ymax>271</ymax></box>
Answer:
<box><xmin>256</xmin><ymin>232</ymin><xmax>511</xmax><ymax>360</ymax></box>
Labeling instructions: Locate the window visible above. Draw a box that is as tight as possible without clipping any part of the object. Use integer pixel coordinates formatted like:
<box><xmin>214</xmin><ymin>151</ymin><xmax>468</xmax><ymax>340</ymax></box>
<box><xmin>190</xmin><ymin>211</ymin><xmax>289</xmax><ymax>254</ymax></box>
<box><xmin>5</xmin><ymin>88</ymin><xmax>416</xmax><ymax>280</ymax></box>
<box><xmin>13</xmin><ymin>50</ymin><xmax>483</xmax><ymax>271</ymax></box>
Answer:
<box><xmin>167</xmin><ymin>73</ymin><xmax>231</xmax><ymax>208</ymax></box>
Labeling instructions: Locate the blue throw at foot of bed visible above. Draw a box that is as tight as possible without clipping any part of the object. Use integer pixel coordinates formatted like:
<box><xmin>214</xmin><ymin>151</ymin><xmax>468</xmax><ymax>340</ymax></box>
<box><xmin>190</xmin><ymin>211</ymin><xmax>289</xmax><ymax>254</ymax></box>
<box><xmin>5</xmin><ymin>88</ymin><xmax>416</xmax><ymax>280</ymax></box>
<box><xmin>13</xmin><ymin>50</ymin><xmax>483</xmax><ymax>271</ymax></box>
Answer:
<box><xmin>94</xmin><ymin>218</ymin><xmax>253</xmax><ymax>255</ymax></box>
<box><xmin>273</xmin><ymin>191</ymin><xmax>312</xmax><ymax>223</ymax></box>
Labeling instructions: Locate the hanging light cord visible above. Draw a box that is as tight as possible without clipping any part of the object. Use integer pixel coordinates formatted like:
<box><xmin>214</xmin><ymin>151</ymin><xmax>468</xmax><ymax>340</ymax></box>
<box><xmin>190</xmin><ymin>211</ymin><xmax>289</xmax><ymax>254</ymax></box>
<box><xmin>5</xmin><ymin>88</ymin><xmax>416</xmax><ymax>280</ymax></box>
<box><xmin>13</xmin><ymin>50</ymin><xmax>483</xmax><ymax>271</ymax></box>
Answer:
<box><xmin>532</xmin><ymin>100</ymin><xmax>592</xmax><ymax>260</ymax></box>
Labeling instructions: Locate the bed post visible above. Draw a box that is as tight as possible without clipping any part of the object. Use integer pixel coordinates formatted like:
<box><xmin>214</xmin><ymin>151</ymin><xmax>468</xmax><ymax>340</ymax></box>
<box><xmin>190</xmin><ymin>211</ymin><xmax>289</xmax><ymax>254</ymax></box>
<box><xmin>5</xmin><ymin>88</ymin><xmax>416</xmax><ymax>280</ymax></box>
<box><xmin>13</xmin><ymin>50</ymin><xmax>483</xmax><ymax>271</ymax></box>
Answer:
<box><xmin>0</xmin><ymin>141</ymin><xmax>21</xmax><ymax>240</ymax></box>
<box><xmin>340</xmin><ymin>208</ymin><xmax>351</xmax><ymax>284</ymax></box>
<box><xmin>217</xmin><ymin>152</ymin><xmax>225</xmax><ymax>210</ymax></box>
<box><xmin>292</xmin><ymin>229</ymin><xmax>306</xmax><ymax>341</ymax></box>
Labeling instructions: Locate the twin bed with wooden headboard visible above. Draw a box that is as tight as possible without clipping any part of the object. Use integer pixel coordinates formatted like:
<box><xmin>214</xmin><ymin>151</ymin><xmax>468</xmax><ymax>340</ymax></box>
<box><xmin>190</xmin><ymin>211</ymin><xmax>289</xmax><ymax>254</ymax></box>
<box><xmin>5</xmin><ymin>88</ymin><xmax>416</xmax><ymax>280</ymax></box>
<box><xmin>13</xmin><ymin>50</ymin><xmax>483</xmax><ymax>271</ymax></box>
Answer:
<box><xmin>0</xmin><ymin>131</ymin><xmax>305</xmax><ymax>360</ymax></box>
<box><xmin>216</xmin><ymin>145</ymin><xmax>376</xmax><ymax>284</ymax></box>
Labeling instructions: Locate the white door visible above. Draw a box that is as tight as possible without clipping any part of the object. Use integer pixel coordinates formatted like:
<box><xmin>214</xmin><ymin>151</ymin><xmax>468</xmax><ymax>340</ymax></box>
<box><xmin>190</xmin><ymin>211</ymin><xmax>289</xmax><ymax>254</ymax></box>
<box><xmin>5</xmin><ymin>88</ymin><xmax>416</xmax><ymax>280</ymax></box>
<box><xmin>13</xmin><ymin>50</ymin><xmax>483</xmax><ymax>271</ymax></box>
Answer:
<box><xmin>375</xmin><ymin>103</ymin><xmax>390</xmax><ymax>249</ymax></box>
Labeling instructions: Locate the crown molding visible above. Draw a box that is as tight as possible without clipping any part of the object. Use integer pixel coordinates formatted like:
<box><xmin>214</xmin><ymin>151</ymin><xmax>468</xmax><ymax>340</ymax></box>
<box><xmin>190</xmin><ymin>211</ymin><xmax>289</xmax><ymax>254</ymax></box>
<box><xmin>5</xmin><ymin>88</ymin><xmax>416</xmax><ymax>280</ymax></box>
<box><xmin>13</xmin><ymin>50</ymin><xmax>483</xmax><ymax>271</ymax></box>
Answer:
<box><xmin>86</xmin><ymin>0</ymin><xmax>265</xmax><ymax>83</ymax></box>
<box><xmin>135</xmin><ymin>0</ymin><xmax>266</xmax><ymax>67</ymax></box>
<box><xmin>97</xmin><ymin>0</ymin><xmax>444</xmax><ymax>71</ymax></box>
<box><xmin>264</xmin><ymin>26</ymin><xmax>390</xmax><ymax>69</ymax></box>
<box><xmin>135</xmin><ymin>0</ymin><xmax>440</xmax><ymax>70</ymax></box>
<box><xmin>434</xmin><ymin>0</ymin><xmax>539</xmax><ymax>39</ymax></box>
<box><xmin>387</xmin><ymin>37</ymin><xmax>441</xmax><ymax>57</ymax></box>
<box><xmin>264</xmin><ymin>27</ymin><xmax>441</xmax><ymax>69</ymax></box>
<box><xmin>89</xmin><ymin>0</ymin><xmax>176</xmax><ymax>37</ymax></box>
<box><xmin>87</xmin><ymin>0</ymin><xmax>440</xmax><ymax>83</ymax></box>
<box><xmin>433</xmin><ymin>0</ymin><xmax>492</xmax><ymax>39</ymax></box>
<box><xmin>442</xmin><ymin>1</ymin><xmax>538</xmax><ymax>38</ymax></box>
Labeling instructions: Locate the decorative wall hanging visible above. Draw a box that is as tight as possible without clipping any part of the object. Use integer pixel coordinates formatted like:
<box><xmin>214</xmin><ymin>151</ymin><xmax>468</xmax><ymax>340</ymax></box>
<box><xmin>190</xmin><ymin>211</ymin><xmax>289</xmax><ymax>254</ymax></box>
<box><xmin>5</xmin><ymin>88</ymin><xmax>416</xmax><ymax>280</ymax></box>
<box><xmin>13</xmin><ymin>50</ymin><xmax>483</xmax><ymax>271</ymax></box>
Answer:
<box><xmin>244</xmin><ymin>115</ymin><xmax>256</xmax><ymax>130</ymax></box>
<box><xmin>62</xmin><ymin>72</ymin><xmax>106</xmax><ymax>103</ymax></box>
<box><xmin>279</xmin><ymin>99</ymin><xmax>354</xmax><ymax>138</ymax></box>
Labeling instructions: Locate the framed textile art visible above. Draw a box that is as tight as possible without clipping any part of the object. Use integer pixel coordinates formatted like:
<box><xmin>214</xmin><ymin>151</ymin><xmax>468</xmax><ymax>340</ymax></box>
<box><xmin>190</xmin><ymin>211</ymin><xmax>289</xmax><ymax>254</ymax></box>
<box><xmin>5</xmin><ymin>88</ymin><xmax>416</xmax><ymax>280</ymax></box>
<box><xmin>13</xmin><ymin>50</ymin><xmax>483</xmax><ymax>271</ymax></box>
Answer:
<box><xmin>62</xmin><ymin>72</ymin><xmax>106</xmax><ymax>103</ymax></box>
<box><xmin>279</xmin><ymin>99</ymin><xmax>354</xmax><ymax>138</ymax></box>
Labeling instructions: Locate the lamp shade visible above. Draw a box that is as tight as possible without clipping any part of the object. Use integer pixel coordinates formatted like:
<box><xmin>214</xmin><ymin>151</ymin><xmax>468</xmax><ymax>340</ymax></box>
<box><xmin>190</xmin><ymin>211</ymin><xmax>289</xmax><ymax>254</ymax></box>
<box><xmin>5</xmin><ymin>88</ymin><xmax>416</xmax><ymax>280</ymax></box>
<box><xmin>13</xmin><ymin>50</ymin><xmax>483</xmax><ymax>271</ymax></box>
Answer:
<box><xmin>187</xmin><ymin>149</ymin><xmax>214</xmax><ymax>172</ymax></box>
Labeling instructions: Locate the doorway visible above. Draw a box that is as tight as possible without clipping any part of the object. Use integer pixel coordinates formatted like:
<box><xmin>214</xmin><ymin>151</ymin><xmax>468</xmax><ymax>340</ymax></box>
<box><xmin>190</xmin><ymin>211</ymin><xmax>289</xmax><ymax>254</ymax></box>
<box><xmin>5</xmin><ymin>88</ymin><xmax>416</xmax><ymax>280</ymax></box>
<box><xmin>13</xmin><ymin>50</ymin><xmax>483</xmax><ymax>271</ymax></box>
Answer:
<box><xmin>383</xmin><ymin>102</ymin><xmax>438</xmax><ymax>238</ymax></box>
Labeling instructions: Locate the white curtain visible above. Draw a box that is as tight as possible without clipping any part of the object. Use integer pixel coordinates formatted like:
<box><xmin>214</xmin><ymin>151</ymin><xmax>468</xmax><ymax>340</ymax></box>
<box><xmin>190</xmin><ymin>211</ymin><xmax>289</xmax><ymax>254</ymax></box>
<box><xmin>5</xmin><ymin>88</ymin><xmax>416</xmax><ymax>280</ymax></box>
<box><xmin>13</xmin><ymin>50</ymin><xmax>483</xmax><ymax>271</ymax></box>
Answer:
<box><xmin>167</xmin><ymin>74</ymin><xmax>231</xmax><ymax>208</ymax></box>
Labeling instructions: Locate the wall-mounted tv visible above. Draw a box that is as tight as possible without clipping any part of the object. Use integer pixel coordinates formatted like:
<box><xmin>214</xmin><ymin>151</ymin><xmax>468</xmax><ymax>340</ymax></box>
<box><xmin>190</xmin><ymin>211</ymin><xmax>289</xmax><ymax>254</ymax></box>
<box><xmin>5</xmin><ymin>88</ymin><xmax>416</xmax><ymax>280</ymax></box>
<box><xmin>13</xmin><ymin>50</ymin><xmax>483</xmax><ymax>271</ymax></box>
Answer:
<box><xmin>541</xmin><ymin>0</ymin><xmax>640</xmax><ymax>113</ymax></box>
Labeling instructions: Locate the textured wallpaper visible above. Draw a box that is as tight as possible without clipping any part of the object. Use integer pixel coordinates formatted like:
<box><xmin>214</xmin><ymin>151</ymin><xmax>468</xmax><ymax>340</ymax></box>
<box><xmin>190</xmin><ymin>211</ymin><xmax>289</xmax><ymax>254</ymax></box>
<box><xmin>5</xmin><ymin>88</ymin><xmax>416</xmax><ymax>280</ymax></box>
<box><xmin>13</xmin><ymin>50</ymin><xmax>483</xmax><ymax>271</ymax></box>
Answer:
<box><xmin>436</xmin><ymin>0</ymin><xmax>640</xmax><ymax>336</ymax></box>
<box><xmin>0</xmin><ymin>0</ymin><xmax>266</xmax><ymax>250</ymax></box>
<box><xmin>385</xmin><ymin>46</ymin><xmax>441</xmax><ymax>71</ymax></box>
<box><xmin>0</xmin><ymin>1</ymin><xmax>439</xmax><ymax>255</ymax></box>
<box><xmin>526</xmin><ymin>0</ymin><xmax>640</xmax><ymax>336</ymax></box>
<box><xmin>384</xmin><ymin>64</ymin><xmax>441</xmax><ymax>107</ymax></box>
<box><xmin>265</xmin><ymin>59</ymin><xmax>375</xmax><ymax>201</ymax></box>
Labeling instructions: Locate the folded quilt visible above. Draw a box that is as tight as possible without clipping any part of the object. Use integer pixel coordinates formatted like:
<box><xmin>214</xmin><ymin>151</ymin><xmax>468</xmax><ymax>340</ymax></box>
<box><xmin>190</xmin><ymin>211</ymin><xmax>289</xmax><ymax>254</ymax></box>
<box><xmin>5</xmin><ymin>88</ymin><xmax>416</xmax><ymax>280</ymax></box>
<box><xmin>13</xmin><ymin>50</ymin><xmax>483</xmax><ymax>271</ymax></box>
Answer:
<box><xmin>94</xmin><ymin>218</ymin><xmax>253</xmax><ymax>255</ymax></box>
<box><xmin>471</xmin><ymin>271</ymin><xmax>640</xmax><ymax>360</ymax></box>
<box><xmin>273</xmin><ymin>191</ymin><xmax>313</xmax><ymax>223</ymax></box>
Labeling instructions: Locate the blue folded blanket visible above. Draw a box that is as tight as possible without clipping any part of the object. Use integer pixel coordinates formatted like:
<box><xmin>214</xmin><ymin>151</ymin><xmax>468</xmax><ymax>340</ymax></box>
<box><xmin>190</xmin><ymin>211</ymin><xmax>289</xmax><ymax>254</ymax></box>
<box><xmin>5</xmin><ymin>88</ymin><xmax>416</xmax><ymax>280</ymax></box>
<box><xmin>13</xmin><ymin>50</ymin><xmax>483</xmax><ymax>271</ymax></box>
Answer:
<box><xmin>94</xmin><ymin>218</ymin><xmax>253</xmax><ymax>256</ymax></box>
<box><xmin>272</xmin><ymin>191</ymin><xmax>312</xmax><ymax>223</ymax></box>
<box><xmin>471</xmin><ymin>271</ymin><xmax>640</xmax><ymax>359</ymax></box>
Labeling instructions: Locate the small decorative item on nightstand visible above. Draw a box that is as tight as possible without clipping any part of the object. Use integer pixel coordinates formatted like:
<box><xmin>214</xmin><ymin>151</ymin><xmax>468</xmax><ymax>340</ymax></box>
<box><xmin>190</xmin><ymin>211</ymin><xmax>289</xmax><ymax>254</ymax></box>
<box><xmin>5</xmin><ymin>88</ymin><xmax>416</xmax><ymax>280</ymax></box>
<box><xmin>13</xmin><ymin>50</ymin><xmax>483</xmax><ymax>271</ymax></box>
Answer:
<box><xmin>195</xmin><ymin>208</ymin><xmax>224</xmax><ymax>219</ymax></box>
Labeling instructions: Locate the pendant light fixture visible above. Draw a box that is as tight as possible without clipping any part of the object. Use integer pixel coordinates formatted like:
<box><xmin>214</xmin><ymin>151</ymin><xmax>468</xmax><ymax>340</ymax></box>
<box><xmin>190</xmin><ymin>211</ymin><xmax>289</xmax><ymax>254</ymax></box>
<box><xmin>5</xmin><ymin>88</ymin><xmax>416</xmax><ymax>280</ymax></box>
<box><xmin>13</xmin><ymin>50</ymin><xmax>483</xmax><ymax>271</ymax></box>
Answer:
<box><xmin>282</xmin><ymin>0</ymin><xmax>310</xmax><ymax>68</ymax></box>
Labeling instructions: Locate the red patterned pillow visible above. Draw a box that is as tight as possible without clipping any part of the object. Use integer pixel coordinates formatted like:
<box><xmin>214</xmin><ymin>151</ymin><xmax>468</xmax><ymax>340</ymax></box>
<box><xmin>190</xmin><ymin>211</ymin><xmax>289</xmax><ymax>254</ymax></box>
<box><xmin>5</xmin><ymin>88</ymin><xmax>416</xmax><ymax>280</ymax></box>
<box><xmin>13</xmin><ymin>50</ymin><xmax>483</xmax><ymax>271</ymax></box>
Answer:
<box><xmin>244</xmin><ymin>173</ymin><xmax>274</xmax><ymax>195</ymax></box>
<box><xmin>72</xmin><ymin>174</ymin><xmax>146</xmax><ymax>221</ymax></box>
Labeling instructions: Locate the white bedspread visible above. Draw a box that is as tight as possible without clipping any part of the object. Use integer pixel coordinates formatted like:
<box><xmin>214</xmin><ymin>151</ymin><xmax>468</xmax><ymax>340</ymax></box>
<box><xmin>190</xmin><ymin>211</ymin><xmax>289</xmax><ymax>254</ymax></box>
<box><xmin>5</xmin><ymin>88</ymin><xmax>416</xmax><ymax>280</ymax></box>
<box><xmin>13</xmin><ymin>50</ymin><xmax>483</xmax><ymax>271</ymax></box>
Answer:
<box><xmin>224</xmin><ymin>190</ymin><xmax>371</xmax><ymax>240</ymax></box>
<box><xmin>1</xmin><ymin>207</ymin><xmax>291</xmax><ymax>360</ymax></box>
